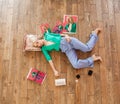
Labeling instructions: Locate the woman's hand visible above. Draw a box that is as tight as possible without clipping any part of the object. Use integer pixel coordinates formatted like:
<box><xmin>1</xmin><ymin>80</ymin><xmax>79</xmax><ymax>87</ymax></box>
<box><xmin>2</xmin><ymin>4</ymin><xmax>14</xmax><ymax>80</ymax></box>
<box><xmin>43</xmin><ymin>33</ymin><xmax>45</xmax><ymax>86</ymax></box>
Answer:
<box><xmin>65</xmin><ymin>35</ymin><xmax>71</xmax><ymax>43</ymax></box>
<box><xmin>60</xmin><ymin>33</ymin><xmax>71</xmax><ymax>42</ymax></box>
<box><xmin>54</xmin><ymin>70</ymin><xmax>59</xmax><ymax>77</ymax></box>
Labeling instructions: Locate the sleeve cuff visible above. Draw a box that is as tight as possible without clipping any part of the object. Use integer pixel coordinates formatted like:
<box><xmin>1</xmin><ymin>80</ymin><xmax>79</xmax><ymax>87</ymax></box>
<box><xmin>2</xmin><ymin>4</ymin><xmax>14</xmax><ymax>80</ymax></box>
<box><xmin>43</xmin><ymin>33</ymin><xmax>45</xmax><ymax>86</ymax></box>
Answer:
<box><xmin>90</xmin><ymin>31</ymin><xmax>98</xmax><ymax>39</ymax></box>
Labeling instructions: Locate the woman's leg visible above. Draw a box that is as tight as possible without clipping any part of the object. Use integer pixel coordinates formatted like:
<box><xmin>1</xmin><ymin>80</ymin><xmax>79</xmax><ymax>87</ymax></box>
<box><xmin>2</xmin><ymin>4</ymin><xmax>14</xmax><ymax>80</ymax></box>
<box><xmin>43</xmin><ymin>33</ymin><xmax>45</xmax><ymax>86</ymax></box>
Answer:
<box><xmin>65</xmin><ymin>49</ymin><xmax>93</xmax><ymax>69</ymax></box>
<box><xmin>69</xmin><ymin>28</ymin><xmax>101</xmax><ymax>52</ymax></box>
<box><xmin>65</xmin><ymin>49</ymin><xmax>102</xmax><ymax>69</ymax></box>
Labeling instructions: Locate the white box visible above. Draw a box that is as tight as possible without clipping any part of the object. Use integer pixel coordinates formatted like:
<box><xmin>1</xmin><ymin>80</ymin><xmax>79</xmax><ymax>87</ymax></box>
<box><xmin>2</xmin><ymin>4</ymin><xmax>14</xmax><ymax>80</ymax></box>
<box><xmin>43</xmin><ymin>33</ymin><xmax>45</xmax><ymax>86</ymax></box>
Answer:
<box><xmin>55</xmin><ymin>78</ymin><xmax>66</xmax><ymax>86</ymax></box>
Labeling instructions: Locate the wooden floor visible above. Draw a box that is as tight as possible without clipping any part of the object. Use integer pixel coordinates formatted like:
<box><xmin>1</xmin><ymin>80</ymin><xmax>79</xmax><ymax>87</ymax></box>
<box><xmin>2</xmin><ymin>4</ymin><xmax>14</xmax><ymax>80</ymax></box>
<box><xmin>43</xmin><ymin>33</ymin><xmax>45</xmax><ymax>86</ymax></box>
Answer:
<box><xmin>0</xmin><ymin>0</ymin><xmax>120</xmax><ymax>104</ymax></box>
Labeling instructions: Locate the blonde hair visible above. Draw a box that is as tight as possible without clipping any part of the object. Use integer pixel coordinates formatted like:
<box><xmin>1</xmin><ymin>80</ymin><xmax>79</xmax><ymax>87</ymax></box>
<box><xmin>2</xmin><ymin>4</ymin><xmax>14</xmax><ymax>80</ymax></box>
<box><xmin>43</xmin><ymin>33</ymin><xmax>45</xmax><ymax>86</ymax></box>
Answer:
<box><xmin>33</xmin><ymin>40</ymin><xmax>44</xmax><ymax>48</ymax></box>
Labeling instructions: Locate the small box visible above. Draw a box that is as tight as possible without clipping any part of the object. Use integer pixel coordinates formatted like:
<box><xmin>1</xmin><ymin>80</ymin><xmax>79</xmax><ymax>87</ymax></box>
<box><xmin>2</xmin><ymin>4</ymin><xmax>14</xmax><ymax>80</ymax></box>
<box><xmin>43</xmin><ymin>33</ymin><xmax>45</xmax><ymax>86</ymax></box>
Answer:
<box><xmin>55</xmin><ymin>78</ymin><xmax>66</xmax><ymax>86</ymax></box>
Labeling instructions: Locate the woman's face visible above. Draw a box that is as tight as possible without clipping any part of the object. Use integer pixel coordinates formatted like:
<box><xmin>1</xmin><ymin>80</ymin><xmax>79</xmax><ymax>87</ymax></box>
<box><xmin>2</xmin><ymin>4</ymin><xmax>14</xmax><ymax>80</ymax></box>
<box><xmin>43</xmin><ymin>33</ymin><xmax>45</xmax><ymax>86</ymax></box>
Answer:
<box><xmin>33</xmin><ymin>40</ymin><xmax>44</xmax><ymax>47</ymax></box>
<box><xmin>68</xmin><ymin>17</ymin><xmax>73</xmax><ymax>23</ymax></box>
<box><xmin>43</xmin><ymin>26</ymin><xmax>47</xmax><ymax>31</ymax></box>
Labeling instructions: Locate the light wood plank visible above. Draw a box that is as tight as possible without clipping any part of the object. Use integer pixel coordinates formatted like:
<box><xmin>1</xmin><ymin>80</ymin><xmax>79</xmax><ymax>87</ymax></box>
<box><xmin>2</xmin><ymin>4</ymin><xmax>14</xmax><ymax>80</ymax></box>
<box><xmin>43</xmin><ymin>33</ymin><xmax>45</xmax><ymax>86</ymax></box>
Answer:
<box><xmin>96</xmin><ymin>0</ymin><xmax>103</xmax><ymax>21</ymax></box>
<box><xmin>107</xmin><ymin>0</ymin><xmax>115</xmax><ymax>25</ymax></box>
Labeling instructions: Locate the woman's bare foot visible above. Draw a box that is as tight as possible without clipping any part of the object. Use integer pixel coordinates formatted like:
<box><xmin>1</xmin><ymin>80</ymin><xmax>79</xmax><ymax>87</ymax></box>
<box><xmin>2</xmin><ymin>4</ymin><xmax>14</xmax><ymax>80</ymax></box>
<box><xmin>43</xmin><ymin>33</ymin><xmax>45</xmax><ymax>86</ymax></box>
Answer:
<box><xmin>94</xmin><ymin>28</ymin><xmax>102</xmax><ymax>35</ymax></box>
<box><xmin>92</xmin><ymin>54</ymin><xmax>102</xmax><ymax>62</ymax></box>
<box><xmin>92</xmin><ymin>28</ymin><xmax>102</xmax><ymax>35</ymax></box>
<box><xmin>54</xmin><ymin>70</ymin><xmax>59</xmax><ymax>77</ymax></box>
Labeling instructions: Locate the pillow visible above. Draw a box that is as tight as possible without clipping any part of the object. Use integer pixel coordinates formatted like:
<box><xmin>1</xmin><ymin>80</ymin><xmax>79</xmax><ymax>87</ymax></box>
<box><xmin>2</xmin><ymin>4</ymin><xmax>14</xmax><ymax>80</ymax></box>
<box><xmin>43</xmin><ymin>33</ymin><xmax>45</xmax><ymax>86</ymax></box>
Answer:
<box><xmin>23</xmin><ymin>34</ymin><xmax>41</xmax><ymax>51</ymax></box>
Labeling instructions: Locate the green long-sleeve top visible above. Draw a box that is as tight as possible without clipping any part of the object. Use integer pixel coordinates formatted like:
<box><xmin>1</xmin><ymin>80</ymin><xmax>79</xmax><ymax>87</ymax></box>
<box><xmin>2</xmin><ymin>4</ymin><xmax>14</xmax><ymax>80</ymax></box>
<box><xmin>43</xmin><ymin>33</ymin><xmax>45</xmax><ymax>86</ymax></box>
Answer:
<box><xmin>65</xmin><ymin>23</ymin><xmax>76</xmax><ymax>32</ymax></box>
<box><xmin>41</xmin><ymin>32</ymin><xmax>61</xmax><ymax>61</ymax></box>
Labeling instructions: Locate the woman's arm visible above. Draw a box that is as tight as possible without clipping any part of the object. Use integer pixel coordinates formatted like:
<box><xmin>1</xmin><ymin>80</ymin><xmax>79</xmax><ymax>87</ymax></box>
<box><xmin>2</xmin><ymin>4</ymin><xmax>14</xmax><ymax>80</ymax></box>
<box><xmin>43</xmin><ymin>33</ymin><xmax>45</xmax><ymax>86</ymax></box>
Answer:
<box><xmin>42</xmin><ymin>50</ymin><xmax>59</xmax><ymax>76</ymax></box>
<box><xmin>41</xmin><ymin>47</ymin><xmax>59</xmax><ymax>76</ymax></box>
<box><xmin>48</xmin><ymin>60</ymin><xmax>59</xmax><ymax>76</ymax></box>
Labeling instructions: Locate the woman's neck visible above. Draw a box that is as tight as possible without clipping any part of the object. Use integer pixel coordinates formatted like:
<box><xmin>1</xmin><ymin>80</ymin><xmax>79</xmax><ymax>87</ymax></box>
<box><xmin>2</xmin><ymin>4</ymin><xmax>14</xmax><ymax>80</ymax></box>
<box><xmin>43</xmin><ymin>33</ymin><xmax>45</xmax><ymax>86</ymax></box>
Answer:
<box><xmin>44</xmin><ymin>40</ymin><xmax>54</xmax><ymax>46</ymax></box>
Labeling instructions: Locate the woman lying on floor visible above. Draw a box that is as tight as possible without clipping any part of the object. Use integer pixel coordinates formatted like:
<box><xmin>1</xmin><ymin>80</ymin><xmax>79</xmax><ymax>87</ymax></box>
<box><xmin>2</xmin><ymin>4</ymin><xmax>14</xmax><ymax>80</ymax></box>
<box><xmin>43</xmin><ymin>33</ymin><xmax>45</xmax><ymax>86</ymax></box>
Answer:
<box><xmin>33</xmin><ymin>27</ymin><xmax>102</xmax><ymax>76</ymax></box>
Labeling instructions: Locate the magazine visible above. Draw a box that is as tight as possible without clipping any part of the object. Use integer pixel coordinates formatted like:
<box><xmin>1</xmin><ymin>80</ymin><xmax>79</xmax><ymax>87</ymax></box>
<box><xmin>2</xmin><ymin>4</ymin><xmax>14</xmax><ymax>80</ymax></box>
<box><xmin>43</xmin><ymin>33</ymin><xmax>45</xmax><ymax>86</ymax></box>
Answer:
<box><xmin>27</xmin><ymin>68</ymin><xmax>46</xmax><ymax>84</ymax></box>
